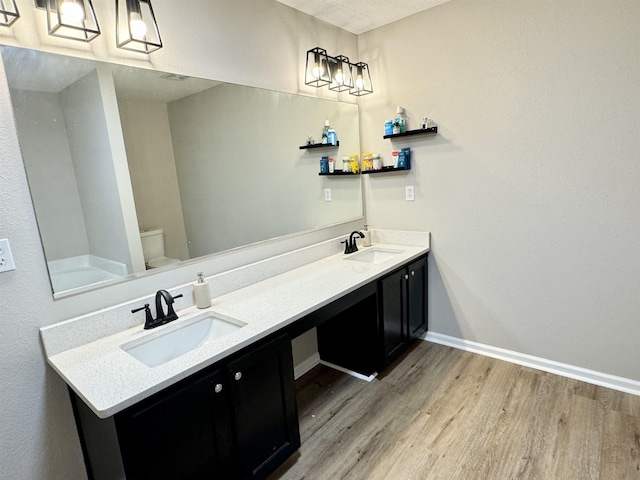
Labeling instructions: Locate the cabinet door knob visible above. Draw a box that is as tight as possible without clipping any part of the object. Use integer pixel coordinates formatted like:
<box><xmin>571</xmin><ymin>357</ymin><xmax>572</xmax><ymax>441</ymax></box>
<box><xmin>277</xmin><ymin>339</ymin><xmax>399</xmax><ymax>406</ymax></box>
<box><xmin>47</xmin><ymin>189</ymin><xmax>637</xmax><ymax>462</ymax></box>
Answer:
<box><xmin>411</xmin><ymin>270</ymin><xmax>415</xmax><ymax>276</ymax></box>
<box><xmin>234</xmin><ymin>372</ymin><xmax>242</xmax><ymax>381</ymax></box>
<box><xmin>404</xmin><ymin>274</ymin><xmax>409</xmax><ymax>280</ymax></box>
<box><xmin>214</xmin><ymin>383</ymin><xmax>223</xmax><ymax>393</ymax></box>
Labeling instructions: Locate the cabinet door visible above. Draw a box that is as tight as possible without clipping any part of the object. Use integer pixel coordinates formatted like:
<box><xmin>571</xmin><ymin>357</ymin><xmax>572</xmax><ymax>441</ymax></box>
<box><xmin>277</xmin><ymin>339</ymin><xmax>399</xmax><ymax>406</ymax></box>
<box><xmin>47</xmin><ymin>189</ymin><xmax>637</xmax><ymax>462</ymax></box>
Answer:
<box><xmin>407</xmin><ymin>256</ymin><xmax>428</xmax><ymax>340</ymax></box>
<box><xmin>379</xmin><ymin>267</ymin><xmax>408</xmax><ymax>367</ymax></box>
<box><xmin>117</xmin><ymin>368</ymin><xmax>235</xmax><ymax>480</ymax></box>
<box><xmin>226</xmin><ymin>334</ymin><xmax>300</xmax><ymax>479</ymax></box>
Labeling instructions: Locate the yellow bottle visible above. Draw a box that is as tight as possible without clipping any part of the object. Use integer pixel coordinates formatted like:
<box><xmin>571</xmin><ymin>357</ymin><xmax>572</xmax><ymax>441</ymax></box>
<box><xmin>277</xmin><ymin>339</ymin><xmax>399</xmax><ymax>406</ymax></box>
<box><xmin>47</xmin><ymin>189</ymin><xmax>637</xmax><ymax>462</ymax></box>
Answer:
<box><xmin>349</xmin><ymin>154</ymin><xmax>360</xmax><ymax>173</ymax></box>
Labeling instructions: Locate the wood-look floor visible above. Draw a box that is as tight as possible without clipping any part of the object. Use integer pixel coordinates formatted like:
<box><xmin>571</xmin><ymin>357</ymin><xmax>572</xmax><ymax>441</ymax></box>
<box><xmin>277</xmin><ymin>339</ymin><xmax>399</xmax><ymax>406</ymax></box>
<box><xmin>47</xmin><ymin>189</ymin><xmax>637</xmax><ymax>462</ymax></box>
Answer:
<box><xmin>269</xmin><ymin>342</ymin><xmax>640</xmax><ymax>480</ymax></box>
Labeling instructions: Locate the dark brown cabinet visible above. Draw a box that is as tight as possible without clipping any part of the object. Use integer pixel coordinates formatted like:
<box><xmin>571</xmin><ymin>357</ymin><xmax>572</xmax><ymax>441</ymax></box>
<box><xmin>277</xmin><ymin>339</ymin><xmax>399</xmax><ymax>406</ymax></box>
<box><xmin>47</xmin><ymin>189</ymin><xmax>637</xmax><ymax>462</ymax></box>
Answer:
<box><xmin>316</xmin><ymin>254</ymin><xmax>429</xmax><ymax>375</ymax></box>
<box><xmin>379</xmin><ymin>255</ymin><xmax>428</xmax><ymax>368</ymax></box>
<box><xmin>73</xmin><ymin>334</ymin><xmax>299</xmax><ymax>480</ymax></box>
<box><xmin>226</xmin><ymin>335</ymin><xmax>300</xmax><ymax>479</ymax></box>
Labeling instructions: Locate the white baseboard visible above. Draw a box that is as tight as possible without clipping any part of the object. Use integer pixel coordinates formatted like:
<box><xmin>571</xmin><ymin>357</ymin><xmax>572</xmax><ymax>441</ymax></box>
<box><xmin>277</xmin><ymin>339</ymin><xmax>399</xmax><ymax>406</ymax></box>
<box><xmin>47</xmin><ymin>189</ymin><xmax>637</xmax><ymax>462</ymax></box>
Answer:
<box><xmin>294</xmin><ymin>352</ymin><xmax>321</xmax><ymax>379</ymax></box>
<box><xmin>424</xmin><ymin>332</ymin><xmax>640</xmax><ymax>397</ymax></box>
<box><xmin>319</xmin><ymin>360</ymin><xmax>378</xmax><ymax>383</ymax></box>
<box><xmin>293</xmin><ymin>352</ymin><xmax>379</xmax><ymax>382</ymax></box>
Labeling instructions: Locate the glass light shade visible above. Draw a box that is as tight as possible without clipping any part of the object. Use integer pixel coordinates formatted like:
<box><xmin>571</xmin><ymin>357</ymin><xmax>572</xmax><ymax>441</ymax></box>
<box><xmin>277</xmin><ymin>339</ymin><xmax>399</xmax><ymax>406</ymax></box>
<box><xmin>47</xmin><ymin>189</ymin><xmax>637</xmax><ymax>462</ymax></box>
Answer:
<box><xmin>349</xmin><ymin>62</ymin><xmax>373</xmax><ymax>96</ymax></box>
<box><xmin>0</xmin><ymin>0</ymin><xmax>19</xmax><ymax>27</ymax></box>
<box><xmin>305</xmin><ymin>47</ymin><xmax>332</xmax><ymax>88</ymax></box>
<box><xmin>116</xmin><ymin>0</ymin><xmax>162</xmax><ymax>53</ymax></box>
<box><xmin>42</xmin><ymin>0</ymin><xmax>100</xmax><ymax>42</ymax></box>
<box><xmin>328</xmin><ymin>55</ymin><xmax>354</xmax><ymax>92</ymax></box>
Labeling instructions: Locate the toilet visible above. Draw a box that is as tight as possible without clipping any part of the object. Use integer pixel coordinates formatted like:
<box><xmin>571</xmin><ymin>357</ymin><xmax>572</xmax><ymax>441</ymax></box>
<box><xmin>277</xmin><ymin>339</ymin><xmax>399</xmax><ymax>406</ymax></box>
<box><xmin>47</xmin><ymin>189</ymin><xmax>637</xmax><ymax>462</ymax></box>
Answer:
<box><xmin>140</xmin><ymin>228</ymin><xmax>181</xmax><ymax>269</ymax></box>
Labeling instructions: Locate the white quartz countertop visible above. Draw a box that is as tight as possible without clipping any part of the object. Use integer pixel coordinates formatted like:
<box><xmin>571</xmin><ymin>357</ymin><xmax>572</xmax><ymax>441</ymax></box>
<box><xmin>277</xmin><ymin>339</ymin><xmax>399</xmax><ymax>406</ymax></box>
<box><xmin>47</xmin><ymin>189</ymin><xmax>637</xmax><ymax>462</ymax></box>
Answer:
<box><xmin>44</xmin><ymin>241</ymin><xmax>429</xmax><ymax>418</ymax></box>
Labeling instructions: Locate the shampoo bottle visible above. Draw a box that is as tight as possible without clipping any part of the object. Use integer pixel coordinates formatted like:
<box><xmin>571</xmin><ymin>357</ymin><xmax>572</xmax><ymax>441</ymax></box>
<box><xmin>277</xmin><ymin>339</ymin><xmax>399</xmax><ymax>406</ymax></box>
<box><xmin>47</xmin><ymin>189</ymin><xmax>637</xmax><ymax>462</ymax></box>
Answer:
<box><xmin>193</xmin><ymin>272</ymin><xmax>212</xmax><ymax>309</ymax></box>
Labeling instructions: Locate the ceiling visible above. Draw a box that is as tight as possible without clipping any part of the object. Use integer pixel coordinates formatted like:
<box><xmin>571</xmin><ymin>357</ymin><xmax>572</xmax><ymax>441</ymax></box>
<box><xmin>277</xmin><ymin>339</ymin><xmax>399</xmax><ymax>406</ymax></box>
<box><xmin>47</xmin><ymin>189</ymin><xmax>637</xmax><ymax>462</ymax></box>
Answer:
<box><xmin>275</xmin><ymin>0</ymin><xmax>450</xmax><ymax>35</ymax></box>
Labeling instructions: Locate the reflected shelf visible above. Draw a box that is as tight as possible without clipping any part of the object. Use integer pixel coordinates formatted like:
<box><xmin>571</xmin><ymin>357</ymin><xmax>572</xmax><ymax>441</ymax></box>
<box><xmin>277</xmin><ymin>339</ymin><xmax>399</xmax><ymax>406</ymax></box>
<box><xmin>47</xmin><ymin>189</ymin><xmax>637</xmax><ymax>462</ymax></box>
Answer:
<box><xmin>300</xmin><ymin>142</ymin><xmax>340</xmax><ymax>149</ymax></box>
<box><xmin>318</xmin><ymin>171</ymin><xmax>359</xmax><ymax>176</ymax></box>
<box><xmin>383</xmin><ymin>127</ymin><xmax>437</xmax><ymax>139</ymax></box>
<box><xmin>362</xmin><ymin>166</ymin><xmax>410</xmax><ymax>174</ymax></box>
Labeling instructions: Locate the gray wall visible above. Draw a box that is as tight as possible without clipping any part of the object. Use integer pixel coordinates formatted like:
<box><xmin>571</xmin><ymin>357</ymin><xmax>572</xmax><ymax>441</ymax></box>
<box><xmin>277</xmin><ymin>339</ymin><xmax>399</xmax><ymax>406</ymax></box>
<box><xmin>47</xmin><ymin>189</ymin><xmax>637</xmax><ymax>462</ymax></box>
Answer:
<box><xmin>358</xmin><ymin>0</ymin><xmax>640</xmax><ymax>380</ymax></box>
<box><xmin>119</xmin><ymin>99</ymin><xmax>190</xmax><ymax>262</ymax></box>
<box><xmin>167</xmin><ymin>82</ymin><xmax>361</xmax><ymax>257</ymax></box>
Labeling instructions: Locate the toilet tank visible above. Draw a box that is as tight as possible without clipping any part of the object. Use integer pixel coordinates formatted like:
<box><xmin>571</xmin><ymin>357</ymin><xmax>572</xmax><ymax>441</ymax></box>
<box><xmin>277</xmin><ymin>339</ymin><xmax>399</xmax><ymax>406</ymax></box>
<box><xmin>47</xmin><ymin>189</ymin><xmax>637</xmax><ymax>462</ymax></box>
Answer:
<box><xmin>140</xmin><ymin>228</ymin><xmax>165</xmax><ymax>263</ymax></box>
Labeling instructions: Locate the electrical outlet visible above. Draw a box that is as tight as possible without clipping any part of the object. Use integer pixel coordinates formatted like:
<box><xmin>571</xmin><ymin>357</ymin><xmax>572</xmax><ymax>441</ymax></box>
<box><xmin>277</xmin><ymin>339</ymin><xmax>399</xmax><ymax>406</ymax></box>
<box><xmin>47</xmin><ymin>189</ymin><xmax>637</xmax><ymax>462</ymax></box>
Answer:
<box><xmin>0</xmin><ymin>238</ymin><xmax>16</xmax><ymax>273</ymax></box>
<box><xmin>324</xmin><ymin>188</ymin><xmax>332</xmax><ymax>202</ymax></box>
<box><xmin>405</xmin><ymin>185</ymin><xmax>415</xmax><ymax>201</ymax></box>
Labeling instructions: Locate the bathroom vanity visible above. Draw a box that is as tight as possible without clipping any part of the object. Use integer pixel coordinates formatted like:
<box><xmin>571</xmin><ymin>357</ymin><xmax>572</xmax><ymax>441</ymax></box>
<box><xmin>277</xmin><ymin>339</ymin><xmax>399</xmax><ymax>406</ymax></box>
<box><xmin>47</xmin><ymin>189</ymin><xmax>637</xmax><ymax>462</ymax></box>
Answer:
<box><xmin>40</xmin><ymin>231</ymin><xmax>430</xmax><ymax>479</ymax></box>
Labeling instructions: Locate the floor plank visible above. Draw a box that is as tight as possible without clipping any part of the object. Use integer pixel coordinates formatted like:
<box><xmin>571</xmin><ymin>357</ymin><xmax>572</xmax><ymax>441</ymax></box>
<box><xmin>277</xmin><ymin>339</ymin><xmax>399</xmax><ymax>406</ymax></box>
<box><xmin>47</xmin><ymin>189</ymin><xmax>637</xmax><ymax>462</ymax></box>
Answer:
<box><xmin>269</xmin><ymin>342</ymin><xmax>640</xmax><ymax>480</ymax></box>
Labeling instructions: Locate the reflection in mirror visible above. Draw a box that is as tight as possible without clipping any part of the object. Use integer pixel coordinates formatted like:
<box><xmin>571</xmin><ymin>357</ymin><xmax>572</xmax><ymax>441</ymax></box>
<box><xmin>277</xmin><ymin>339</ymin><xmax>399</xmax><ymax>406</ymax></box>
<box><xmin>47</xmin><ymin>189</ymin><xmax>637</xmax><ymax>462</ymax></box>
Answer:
<box><xmin>1</xmin><ymin>46</ymin><xmax>363</xmax><ymax>296</ymax></box>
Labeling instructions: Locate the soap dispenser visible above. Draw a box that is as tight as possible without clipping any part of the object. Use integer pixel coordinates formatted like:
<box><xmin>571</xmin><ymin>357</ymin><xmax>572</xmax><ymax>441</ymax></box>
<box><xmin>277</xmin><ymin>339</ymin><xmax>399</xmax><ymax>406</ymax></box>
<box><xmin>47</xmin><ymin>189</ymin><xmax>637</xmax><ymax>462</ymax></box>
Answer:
<box><xmin>363</xmin><ymin>224</ymin><xmax>372</xmax><ymax>247</ymax></box>
<box><xmin>193</xmin><ymin>272</ymin><xmax>212</xmax><ymax>309</ymax></box>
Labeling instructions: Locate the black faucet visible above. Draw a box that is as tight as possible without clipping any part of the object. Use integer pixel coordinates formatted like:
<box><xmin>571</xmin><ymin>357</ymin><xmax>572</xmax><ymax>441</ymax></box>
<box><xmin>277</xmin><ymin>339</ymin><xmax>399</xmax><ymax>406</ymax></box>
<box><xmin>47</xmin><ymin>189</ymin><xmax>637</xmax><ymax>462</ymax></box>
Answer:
<box><xmin>342</xmin><ymin>230</ymin><xmax>365</xmax><ymax>254</ymax></box>
<box><xmin>132</xmin><ymin>290</ymin><xmax>183</xmax><ymax>329</ymax></box>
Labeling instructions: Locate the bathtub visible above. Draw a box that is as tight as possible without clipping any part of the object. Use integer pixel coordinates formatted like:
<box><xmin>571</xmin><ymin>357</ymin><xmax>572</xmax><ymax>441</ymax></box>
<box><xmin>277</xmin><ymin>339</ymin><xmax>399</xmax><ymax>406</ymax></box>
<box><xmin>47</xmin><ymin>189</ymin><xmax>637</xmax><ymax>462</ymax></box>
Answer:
<box><xmin>48</xmin><ymin>255</ymin><xmax>129</xmax><ymax>293</ymax></box>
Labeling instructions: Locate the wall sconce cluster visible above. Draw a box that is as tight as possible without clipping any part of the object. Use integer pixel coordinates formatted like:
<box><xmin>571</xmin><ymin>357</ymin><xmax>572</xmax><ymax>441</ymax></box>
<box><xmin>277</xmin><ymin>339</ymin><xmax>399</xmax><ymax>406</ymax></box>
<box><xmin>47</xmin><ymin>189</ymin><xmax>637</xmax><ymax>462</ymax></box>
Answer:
<box><xmin>305</xmin><ymin>47</ymin><xmax>373</xmax><ymax>96</ymax></box>
<box><xmin>1</xmin><ymin>0</ymin><xmax>161</xmax><ymax>53</ymax></box>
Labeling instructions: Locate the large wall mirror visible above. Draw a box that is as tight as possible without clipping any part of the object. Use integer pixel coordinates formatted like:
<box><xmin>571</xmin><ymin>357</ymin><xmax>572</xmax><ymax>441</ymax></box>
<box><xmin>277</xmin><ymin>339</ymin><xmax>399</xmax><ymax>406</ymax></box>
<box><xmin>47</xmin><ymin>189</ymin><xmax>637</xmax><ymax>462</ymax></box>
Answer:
<box><xmin>1</xmin><ymin>46</ymin><xmax>362</xmax><ymax>297</ymax></box>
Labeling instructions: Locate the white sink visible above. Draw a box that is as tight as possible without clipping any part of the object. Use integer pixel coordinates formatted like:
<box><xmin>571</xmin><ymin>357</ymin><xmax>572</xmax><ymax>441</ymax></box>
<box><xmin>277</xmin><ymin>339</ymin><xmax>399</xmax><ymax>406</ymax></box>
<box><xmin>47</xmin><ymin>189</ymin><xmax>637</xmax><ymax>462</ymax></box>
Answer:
<box><xmin>345</xmin><ymin>247</ymin><xmax>404</xmax><ymax>264</ymax></box>
<box><xmin>121</xmin><ymin>312</ymin><xmax>246</xmax><ymax>367</ymax></box>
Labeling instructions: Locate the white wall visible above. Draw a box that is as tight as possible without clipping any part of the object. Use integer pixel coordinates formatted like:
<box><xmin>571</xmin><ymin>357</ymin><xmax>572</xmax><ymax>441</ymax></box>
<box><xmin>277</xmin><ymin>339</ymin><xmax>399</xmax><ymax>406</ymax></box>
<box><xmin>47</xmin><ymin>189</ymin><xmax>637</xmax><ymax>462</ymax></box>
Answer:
<box><xmin>358</xmin><ymin>0</ymin><xmax>640</xmax><ymax>380</ymax></box>
<box><xmin>10</xmin><ymin>89</ymin><xmax>89</xmax><ymax>260</ymax></box>
<box><xmin>60</xmin><ymin>69</ymin><xmax>136</xmax><ymax>271</ymax></box>
<box><xmin>0</xmin><ymin>2</ymin><xmax>357</xmax><ymax>479</ymax></box>
<box><xmin>119</xmin><ymin>99</ymin><xmax>190</xmax><ymax>262</ymax></box>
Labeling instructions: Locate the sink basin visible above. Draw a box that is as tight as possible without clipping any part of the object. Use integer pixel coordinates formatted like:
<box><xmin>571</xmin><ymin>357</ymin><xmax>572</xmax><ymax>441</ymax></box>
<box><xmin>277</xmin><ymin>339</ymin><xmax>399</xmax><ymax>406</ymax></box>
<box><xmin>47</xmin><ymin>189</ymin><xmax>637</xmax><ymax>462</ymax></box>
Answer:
<box><xmin>121</xmin><ymin>312</ymin><xmax>246</xmax><ymax>367</ymax></box>
<box><xmin>345</xmin><ymin>247</ymin><xmax>404</xmax><ymax>264</ymax></box>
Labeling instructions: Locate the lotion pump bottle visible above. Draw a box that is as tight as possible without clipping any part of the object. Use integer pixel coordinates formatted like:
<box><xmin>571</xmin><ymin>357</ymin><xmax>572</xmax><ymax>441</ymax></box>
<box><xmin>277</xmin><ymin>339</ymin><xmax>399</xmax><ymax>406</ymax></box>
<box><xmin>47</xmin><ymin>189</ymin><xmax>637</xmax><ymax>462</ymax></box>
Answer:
<box><xmin>363</xmin><ymin>224</ymin><xmax>372</xmax><ymax>247</ymax></box>
<box><xmin>193</xmin><ymin>272</ymin><xmax>212</xmax><ymax>309</ymax></box>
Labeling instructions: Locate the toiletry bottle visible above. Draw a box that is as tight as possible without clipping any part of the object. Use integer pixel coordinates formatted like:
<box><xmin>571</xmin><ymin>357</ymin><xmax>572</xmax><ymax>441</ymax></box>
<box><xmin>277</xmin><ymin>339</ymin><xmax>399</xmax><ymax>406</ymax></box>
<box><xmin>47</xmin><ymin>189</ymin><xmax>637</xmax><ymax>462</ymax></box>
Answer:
<box><xmin>349</xmin><ymin>154</ymin><xmax>360</xmax><ymax>173</ymax></box>
<box><xmin>328</xmin><ymin>157</ymin><xmax>334</xmax><ymax>173</ymax></box>
<box><xmin>342</xmin><ymin>156</ymin><xmax>350</xmax><ymax>173</ymax></box>
<box><xmin>394</xmin><ymin>106</ymin><xmax>406</xmax><ymax>133</ymax></box>
<box><xmin>327</xmin><ymin>126</ymin><xmax>337</xmax><ymax>146</ymax></box>
<box><xmin>193</xmin><ymin>272</ymin><xmax>212</xmax><ymax>309</ymax></box>
<box><xmin>321</xmin><ymin>120</ymin><xmax>330</xmax><ymax>144</ymax></box>
<box><xmin>363</xmin><ymin>224</ymin><xmax>372</xmax><ymax>247</ymax></box>
<box><xmin>392</xmin><ymin>151</ymin><xmax>399</xmax><ymax>168</ymax></box>
<box><xmin>320</xmin><ymin>156</ymin><xmax>329</xmax><ymax>173</ymax></box>
<box><xmin>362</xmin><ymin>152</ymin><xmax>373</xmax><ymax>171</ymax></box>
<box><xmin>373</xmin><ymin>153</ymin><xmax>382</xmax><ymax>170</ymax></box>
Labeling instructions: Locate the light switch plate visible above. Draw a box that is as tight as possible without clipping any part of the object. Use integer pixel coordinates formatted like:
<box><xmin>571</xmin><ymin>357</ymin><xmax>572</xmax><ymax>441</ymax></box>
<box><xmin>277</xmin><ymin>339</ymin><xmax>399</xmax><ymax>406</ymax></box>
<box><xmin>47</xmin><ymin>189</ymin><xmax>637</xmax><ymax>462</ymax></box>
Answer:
<box><xmin>405</xmin><ymin>185</ymin><xmax>415</xmax><ymax>201</ymax></box>
<box><xmin>324</xmin><ymin>188</ymin><xmax>332</xmax><ymax>201</ymax></box>
<box><xmin>0</xmin><ymin>238</ymin><xmax>16</xmax><ymax>273</ymax></box>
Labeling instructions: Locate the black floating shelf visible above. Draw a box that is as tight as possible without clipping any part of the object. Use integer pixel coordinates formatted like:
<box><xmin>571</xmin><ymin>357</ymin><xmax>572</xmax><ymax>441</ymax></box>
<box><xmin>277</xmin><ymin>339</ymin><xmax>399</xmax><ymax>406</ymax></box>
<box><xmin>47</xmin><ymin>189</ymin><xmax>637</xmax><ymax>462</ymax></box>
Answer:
<box><xmin>362</xmin><ymin>166</ymin><xmax>410</xmax><ymax>174</ymax></box>
<box><xmin>383</xmin><ymin>127</ymin><xmax>437</xmax><ymax>139</ymax></box>
<box><xmin>318</xmin><ymin>171</ymin><xmax>359</xmax><ymax>176</ymax></box>
<box><xmin>300</xmin><ymin>141</ymin><xmax>340</xmax><ymax>149</ymax></box>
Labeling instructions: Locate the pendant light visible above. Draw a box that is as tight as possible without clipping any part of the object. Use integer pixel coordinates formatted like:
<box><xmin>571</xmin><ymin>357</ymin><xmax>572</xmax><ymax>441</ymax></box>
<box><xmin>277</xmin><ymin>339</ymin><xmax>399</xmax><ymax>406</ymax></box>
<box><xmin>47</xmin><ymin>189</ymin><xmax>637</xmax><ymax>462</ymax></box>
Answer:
<box><xmin>328</xmin><ymin>55</ymin><xmax>354</xmax><ymax>92</ymax></box>
<box><xmin>349</xmin><ymin>62</ymin><xmax>373</xmax><ymax>96</ymax></box>
<box><xmin>116</xmin><ymin>0</ymin><xmax>162</xmax><ymax>53</ymax></box>
<box><xmin>305</xmin><ymin>47</ymin><xmax>332</xmax><ymax>88</ymax></box>
<box><xmin>0</xmin><ymin>0</ymin><xmax>19</xmax><ymax>27</ymax></box>
<box><xmin>36</xmin><ymin>0</ymin><xmax>100</xmax><ymax>42</ymax></box>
